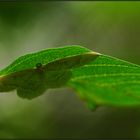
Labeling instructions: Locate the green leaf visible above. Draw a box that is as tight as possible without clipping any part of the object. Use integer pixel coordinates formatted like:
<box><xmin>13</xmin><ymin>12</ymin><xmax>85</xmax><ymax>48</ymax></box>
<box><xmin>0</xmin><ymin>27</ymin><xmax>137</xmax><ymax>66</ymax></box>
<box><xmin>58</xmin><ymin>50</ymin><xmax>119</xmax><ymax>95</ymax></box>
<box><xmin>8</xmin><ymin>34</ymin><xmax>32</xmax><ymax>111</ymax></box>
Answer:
<box><xmin>0</xmin><ymin>45</ymin><xmax>98</xmax><ymax>99</ymax></box>
<box><xmin>0</xmin><ymin>45</ymin><xmax>140</xmax><ymax>109</ymax></box>
<box><xmin>0</xmin><ymin>45</ymin><xmax>92</xmax><ymax>76</ymax></box>
<box><xmin>68</xmin><ymin>55</ymin><xmax>140</xmax><ymax>108</ymax></box>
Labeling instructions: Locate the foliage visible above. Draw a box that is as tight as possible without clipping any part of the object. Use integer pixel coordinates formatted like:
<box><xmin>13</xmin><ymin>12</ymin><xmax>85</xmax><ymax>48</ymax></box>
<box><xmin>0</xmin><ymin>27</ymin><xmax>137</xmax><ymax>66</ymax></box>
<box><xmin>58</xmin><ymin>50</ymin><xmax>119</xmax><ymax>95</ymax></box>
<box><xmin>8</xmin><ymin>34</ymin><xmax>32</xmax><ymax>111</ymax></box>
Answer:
<box><xmin>0</xmin><ymin>45</ymin><xmax>140</xmax><ymax>109</ymax></box>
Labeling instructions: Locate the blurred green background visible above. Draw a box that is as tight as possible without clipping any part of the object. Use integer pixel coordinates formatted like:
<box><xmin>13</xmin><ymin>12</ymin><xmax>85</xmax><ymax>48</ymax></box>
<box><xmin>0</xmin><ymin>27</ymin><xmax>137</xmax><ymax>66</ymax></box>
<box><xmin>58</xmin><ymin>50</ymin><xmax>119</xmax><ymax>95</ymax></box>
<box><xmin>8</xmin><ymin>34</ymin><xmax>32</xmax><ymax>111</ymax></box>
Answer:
<box><xmin>0</xmin><ymin>1</ymin><xmax>140</xmax><ymax>138</ymax></box>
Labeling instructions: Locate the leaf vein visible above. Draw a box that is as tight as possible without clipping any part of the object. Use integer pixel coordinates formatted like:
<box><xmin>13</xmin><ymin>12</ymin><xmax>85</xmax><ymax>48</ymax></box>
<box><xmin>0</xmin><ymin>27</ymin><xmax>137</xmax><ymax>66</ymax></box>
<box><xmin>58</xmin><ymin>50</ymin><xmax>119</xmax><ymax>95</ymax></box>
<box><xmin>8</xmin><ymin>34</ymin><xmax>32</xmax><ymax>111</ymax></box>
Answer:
<box><xmin>71</xmin><ymin>73</ymin><xmax>140</xmax><ymax>81</ymax></box>
<box><xmin>95</xmin><ymin>81</ymin><xmax>140</xmax><ymax>87</ymax></box>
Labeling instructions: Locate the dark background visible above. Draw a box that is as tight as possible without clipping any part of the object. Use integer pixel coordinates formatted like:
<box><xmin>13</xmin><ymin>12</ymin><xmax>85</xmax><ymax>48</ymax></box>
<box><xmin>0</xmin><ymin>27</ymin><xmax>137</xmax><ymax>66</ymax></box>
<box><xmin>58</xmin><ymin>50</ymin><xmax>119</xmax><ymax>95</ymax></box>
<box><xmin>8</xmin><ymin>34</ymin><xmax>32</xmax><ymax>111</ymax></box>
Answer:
<box><xmin>0</xmin><ymin>2</ymin><xmax>140</xmax><ymax>138</ymax></box>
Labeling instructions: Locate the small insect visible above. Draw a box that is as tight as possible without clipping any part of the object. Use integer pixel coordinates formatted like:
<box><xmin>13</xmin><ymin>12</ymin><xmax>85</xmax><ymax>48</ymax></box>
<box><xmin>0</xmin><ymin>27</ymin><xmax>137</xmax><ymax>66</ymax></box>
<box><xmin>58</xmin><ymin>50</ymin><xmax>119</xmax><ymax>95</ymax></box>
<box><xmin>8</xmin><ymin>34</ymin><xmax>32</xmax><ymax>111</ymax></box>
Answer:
<box><xmin>35</xmin><ymin>63</ymin><xmax>44</xmax><ymax>72</ymax></box>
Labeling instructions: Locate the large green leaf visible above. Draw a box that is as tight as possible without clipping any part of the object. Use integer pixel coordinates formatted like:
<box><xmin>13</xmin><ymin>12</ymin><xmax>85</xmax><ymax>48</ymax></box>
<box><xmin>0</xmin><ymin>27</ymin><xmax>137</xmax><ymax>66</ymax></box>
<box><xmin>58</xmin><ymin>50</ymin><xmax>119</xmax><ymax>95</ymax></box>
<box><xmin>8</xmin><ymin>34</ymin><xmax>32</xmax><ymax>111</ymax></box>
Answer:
<box><xmin>0</xmin><ymin>45</ymin><xmax>140</xmax><ymax>109</ymax></box>
<box><xmin>0</xmin><ymin>45</ymin><xmax>98</xmax><ymax>99</ymax></box>
<box><xmin>68</xmin><ymin>55</ymin><xmax>140</xmax><ymax>109</ymax></box>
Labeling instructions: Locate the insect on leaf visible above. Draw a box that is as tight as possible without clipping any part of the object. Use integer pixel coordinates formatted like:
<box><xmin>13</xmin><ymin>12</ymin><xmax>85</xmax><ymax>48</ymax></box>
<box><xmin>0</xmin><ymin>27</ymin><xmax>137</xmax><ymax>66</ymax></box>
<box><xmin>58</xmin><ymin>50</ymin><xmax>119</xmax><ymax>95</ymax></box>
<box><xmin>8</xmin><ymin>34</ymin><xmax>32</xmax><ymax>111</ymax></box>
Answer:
<box><xmin>0</xmin><ymin>45</ymin><xmax>140</xmax><ymax>109</ymax></box>
<box><xmin>0</xmin><ymin>45</ymin><xmax>98</xmax><ymax>99</ymax></box>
